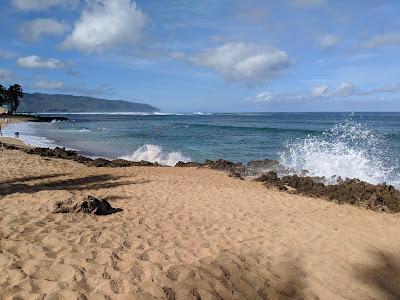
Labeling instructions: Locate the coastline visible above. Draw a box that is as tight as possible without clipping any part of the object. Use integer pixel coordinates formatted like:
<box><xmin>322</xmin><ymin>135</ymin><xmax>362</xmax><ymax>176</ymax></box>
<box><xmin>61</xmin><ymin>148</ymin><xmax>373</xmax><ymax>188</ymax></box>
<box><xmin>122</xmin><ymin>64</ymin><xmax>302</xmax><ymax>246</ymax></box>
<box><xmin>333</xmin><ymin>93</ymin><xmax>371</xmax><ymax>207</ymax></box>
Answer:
<box><xmin>2</xmin><ymin>116</ymin><xmax>400</xmax><ymax>213</ymax></box>
<box><xmin>0</xmin><ymin>114</ymin><xmax>68</xmax><ymax>148</ymax></box>
<box><xmin>0</xmin><ymin>114</ymin><xmax>29</xmax><ymax>147</ymax></box>
<box><xmin>1</xmin><ymin>146</ymin><xmax>399</xmax><ymax>299</ymax></box>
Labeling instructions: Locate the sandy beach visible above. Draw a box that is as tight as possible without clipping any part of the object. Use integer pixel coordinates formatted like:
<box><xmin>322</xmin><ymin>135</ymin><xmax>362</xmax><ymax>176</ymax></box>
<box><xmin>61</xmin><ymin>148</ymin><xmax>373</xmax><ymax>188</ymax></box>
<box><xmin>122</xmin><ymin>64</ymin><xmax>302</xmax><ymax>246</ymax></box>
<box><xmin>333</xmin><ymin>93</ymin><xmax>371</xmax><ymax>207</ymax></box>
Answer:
<box><xmin>0</xmin><ymin>114</ymin><xmax>37</xmax><ymax>148</ymax></box>
<box><xmin>0</xmin><ymin>114</ymin><xmax>64</xmax><ymax>149</ymax></box>
<box><xmin>1</xmin><ymin>146</ymin><xmax>399</xmax><ymax>299</ymax></box>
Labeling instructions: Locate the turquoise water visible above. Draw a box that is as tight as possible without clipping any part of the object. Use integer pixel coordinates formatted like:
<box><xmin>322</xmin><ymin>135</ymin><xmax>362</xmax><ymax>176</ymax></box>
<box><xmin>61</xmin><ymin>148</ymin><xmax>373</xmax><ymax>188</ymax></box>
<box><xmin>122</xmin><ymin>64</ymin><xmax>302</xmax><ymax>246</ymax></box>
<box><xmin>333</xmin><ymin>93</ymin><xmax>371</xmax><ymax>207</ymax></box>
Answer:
<box><xmin>4</xmin><ymin>112</ymin><xmax>400</xmax><ymax>187</ymax></box>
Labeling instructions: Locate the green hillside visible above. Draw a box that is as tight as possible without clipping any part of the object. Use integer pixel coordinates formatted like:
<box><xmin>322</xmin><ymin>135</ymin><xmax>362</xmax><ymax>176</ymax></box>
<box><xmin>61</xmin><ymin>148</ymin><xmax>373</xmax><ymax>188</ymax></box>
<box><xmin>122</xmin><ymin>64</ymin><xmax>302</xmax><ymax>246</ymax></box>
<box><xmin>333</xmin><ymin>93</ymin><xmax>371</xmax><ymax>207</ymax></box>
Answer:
<box><xmin>18</xmin><ymin>93</ymin><xmax>160</xmax><ymax>113</ymax></box>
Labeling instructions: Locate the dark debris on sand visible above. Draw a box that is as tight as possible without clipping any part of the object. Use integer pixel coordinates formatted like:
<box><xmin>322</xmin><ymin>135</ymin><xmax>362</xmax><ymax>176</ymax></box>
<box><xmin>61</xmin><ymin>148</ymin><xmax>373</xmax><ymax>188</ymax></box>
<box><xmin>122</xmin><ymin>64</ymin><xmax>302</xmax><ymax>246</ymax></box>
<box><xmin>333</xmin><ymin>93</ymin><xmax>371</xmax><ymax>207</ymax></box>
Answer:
<box><xmin>51</xmin><ymin>195</ymin><xmax>123</xmax><ymax>215</ymax></box>
<box><xmin>257</xmin><ymin>171</ymin><xmax>400</xmax><ymax>213</ymax></box>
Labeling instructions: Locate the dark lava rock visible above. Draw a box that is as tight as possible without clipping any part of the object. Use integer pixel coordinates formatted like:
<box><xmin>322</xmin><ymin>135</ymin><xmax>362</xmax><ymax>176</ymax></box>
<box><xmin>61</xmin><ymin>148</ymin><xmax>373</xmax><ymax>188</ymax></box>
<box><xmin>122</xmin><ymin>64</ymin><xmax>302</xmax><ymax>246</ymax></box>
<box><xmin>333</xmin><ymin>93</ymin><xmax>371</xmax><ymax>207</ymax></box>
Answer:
<box><xmin>256</xmin><ymin>172</ymin><xmax>400</xmax><ymax>213</ymax></box>
<box><xmin>256</xmin><ymin>171</ymin><xmax>288</xmax><ymax>191</ymax></box>
<box><xmin>131</xmin><ymin>160</ymin><xmax>158</xmax><ymax>167</ymax></box>
<box><xmin>175</xmin><ymin>161</ymin><xmax>202</xmax><ymax>167</ymax></box>
<box><xmin>175</xmin><ymin>159</ymin><xmax>245</xmax><ymax>173</ymax></box>
<box><xmin>25</xmin><ymin>147</ymin><xmax>77</xmax><ymax>159</ymax></box>
<box><xmin>77</xmin><ymin>195</ymin><xmax>123</xmax><ymax>215</ymax></box>
<box><xmin>281</xmin><ymin>175</ymin><xmax>325</xmax><ymax>196</ymax></box>
<box><xmin>52</xmin><ymin>195</ymin><xmax>123</xmax><ymax>215</ymax></box>
<box><xmin>247</xmin><ymin>159</ymin><xmax>279</xmax><ymax>169</ymax></box>
<box><xmin>90</xmin><ymin>158</ymin><xmax>112</xmax><ymax>167</ymax></box>
<box><xmin>2</xmin><ymin>143</ymin><xmax>21</xmax><ymax>150</ymax></box>
<box><xmin>22</xmin><ymin>146</ymin><xmax>157</xmax><ymax>168</ymax></box>
<box><xmin>107</xmin><ymin>159</ymin><xmax>136</xmax><ymax>167</ymax></box>
<box><xmin>74</xmin><ymin>155</ymin><xmax>94</xmax><ymax>165</ymax></box>
<box><xmin>204</xmin><ymin>159</ymin><xmax>245</xmax><ymax>173</ymax></box>
<box><xmin>229</xmin><ymin>171</ymin><xmax>244</xmax><ymax>180</ymax></box>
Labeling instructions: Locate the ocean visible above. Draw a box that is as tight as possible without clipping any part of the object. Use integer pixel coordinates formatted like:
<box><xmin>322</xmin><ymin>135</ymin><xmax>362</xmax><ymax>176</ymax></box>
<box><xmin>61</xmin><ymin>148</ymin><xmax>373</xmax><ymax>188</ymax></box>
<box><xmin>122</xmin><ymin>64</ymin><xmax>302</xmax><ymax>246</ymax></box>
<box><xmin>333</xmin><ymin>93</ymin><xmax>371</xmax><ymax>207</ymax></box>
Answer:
<box><xmin>3</xmin><ymin>112</ymin><xmax>400</xmax><ymax>188</ymax></box>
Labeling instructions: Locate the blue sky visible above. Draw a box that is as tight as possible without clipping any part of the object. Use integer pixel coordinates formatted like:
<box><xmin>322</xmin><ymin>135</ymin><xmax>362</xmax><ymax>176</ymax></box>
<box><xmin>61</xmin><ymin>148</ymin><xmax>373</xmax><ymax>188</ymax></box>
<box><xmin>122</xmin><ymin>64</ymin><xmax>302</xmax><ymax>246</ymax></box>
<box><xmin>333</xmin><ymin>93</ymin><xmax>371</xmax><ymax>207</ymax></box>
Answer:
<box><xmin>0</xmin><ymin>0</ymin><xmax>399</xmax><ymax>112</ymax></box>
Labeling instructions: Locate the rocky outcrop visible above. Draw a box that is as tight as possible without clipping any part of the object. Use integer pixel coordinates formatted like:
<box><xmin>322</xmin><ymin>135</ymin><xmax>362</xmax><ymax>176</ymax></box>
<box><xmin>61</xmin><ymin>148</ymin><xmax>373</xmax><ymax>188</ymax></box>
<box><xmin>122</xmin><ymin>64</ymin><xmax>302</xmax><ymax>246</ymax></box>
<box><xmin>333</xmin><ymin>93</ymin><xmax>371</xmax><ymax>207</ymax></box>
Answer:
<box><xmin>175</xmin><ymin>161</ymin><xmax>202</xmax><ymax>167</ymax></box>
<box><xmin>24</xmin><ymin>147</ymin><xmax>158</xmax><ymax>168</ymax></box>
<box><xmin>256</xmin><ymin>172</ymin><xmax>400</xmax><ymax>213</ymax></box>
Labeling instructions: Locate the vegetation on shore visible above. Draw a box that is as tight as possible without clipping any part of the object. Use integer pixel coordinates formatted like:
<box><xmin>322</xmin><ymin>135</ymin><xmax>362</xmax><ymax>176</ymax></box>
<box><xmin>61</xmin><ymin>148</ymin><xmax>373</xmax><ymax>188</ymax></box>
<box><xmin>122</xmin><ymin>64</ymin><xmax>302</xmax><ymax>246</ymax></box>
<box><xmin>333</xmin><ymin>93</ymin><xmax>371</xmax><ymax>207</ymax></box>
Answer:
<box><xmin>19</xmin><ymin>93</ymin><xmax>160</xmax><ymax>113</ymax></box>
<box><xmin>1</xmin><ymin>84</ymin><xmax>160</xmax><ymax>114</ymax></box>
<box><xmin>0</xmin><ymin>83</ymin><xmax>23</xmax><ymax>115</ymax></box>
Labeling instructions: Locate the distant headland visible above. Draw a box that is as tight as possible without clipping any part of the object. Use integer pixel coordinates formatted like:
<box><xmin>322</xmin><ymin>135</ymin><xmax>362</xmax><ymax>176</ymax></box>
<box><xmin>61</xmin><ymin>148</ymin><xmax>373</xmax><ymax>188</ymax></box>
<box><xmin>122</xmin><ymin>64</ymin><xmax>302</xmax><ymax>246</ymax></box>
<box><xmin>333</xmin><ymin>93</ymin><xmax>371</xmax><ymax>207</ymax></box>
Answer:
<box><xmin>18</xmin><ymin>93</ymin><xmax>160</xmax><ymax>113</ymax></box>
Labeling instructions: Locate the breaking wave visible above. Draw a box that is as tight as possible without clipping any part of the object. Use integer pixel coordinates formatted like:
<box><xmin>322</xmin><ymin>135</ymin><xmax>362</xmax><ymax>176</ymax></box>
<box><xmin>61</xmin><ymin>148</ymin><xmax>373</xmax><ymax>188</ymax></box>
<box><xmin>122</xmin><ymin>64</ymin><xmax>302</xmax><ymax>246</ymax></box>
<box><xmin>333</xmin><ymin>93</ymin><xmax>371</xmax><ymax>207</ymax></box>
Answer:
<box><xmin>1</xmin><ymin>122</ymin><xmax>55</xmax><ymax>148</ymax></box>
<box><xmin>279</xmin><ymin>120</ymin><xmax>400</xmax><ymax>188</ymax></box>
<box><xmin>120</xmin><ymin>144</ymin><xmax>191</xmax><ymax>166</ymax></box>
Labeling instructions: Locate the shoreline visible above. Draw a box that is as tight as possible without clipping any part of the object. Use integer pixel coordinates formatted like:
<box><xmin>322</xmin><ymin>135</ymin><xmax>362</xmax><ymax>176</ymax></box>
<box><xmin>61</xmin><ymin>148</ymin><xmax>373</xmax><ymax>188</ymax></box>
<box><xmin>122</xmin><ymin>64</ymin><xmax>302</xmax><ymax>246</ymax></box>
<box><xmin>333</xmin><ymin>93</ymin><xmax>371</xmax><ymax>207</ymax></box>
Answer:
<box><xmin>2</xmin><ymin>116</ymin><xmax>400</xmax><ymax>213</ymax></box>
<box><xmin>1</xmin><ymin>145</ymin><xmax>399</xmax><ymax>299</ymax></box>
<box><xmin>3</xmin><ymin>140</ymin><xmax>400</xmax><ymax>213</ymax></box>
<box><xmin>0</xmin><ymin>114</ymin><xmax>68</xmax><ymax>148</ymax></box>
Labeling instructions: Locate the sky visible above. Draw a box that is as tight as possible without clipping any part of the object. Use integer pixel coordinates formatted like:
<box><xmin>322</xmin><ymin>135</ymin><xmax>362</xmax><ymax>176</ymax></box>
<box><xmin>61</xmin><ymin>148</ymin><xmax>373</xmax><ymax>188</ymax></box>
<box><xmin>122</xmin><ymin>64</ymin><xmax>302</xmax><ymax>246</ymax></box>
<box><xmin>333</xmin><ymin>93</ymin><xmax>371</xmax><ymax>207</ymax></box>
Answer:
<box><xmin>0</xmin><ymin>0</ymin><xmax>399</xmax><ymax>112</ymax></box>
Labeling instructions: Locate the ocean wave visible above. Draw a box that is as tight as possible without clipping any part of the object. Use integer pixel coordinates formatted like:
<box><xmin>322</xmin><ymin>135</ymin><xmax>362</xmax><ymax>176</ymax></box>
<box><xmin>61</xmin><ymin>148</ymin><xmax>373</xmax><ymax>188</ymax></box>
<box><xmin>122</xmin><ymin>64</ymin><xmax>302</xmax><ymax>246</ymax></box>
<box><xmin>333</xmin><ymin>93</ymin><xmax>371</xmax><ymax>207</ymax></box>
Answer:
<box><xmin>177</xmin><ymin>123</ymin><xmax>320</xmax><ymax>134</ymax></box>
<box><xmin>38</xmin><ymin>112</ymin><xmax>156</xmax><ymax>115</ymax></box>
<box><xmin>38</xmin><ymin>112</ymin><xmax>212</xmax><ymax>116</ymax></box>
<box><xmin>1</xmin><ymin>122</ymin><xmax>56</xmax><ymax>148</ymax></box>
<box><xmin>120</xmin><ymin>144</ymin><xmax>190</xmax><ymax>166</ymax></box>
<box><xmin>193</xmin><ymin>112</ymin><xmax>212</xmax><ymax>115</ymax></box>
<box><xmin>279</xmin><ymin>120</ymin><xmax>400</xmax><ymax>188</ymax></box>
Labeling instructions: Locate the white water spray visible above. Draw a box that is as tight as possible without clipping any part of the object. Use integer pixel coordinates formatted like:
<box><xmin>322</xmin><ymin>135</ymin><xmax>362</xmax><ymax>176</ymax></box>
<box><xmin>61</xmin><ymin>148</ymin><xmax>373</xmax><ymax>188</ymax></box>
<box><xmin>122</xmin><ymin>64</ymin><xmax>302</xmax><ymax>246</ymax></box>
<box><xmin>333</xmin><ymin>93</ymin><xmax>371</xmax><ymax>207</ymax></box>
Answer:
<box><xmin>120</xmin><ymin>144</ymin><xmax>191</xmax><ymax>166</ymax></box>
<box><xmin>279</xmin><ymin>120</ymin><xmax>399</xmax><ymax>188</ymax></box>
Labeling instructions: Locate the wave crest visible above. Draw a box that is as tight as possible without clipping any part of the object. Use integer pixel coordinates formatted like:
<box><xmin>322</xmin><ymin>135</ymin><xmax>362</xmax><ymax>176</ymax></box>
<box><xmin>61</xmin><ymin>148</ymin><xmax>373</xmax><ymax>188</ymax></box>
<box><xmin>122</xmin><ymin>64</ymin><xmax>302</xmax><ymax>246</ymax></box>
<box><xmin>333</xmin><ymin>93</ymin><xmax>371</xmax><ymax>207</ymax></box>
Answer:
<box><xmin>120</xmin><ymin>144</ymin><xmax>190</xmax><ymax>166</ymax></box>
<box><xmin>279</xmin><ymin>120</ymin><xmax>399</xmax><ymax>188</ymax></box>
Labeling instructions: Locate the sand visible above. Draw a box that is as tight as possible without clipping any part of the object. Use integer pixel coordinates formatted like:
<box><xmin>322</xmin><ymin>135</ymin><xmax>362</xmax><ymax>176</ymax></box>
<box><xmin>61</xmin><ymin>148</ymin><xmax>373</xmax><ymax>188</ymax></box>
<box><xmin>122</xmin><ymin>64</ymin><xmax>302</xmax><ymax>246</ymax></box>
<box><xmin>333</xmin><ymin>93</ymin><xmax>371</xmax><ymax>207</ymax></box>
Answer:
<box><xmin>0</xmin><ymin>149</ymin><xmax>400</xmax><ymax>299</ymax></box>
<box><xmin>0</xmin><ymin>114</ymin><xmax>32</xmax><ymax>148</ymax></box>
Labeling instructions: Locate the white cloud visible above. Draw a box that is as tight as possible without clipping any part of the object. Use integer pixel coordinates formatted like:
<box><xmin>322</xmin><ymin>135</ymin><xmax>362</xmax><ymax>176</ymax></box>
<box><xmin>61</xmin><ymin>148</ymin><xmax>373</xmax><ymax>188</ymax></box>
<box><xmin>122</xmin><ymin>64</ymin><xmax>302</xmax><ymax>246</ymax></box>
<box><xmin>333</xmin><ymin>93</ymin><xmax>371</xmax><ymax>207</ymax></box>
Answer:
<box><xmin>251</xmin><ymin>91</ymin><xmax>308</xmax><ymax>104</ymax></box>
<box><xmin>11</xmin><ymin>0</ymin><xmax>79</xmax><ymax>11</ymax></box>
<box><xmin>311</xmin><ymin>84</ymin><xmax>329</xmax><ymax>97</ymax></box>
<box><xmin>61</xmin><ymin>0</ymin><xmax>147</xmax><ymax>53</ymax></box>
<box><xmin>184</xmin><ymin>42</ymin><xmax>290</xmax><ymax>86</ymax></box>
<box><xmin>291</xmin><ymin>0</ymin><xmax>328</xmax><ymax>8</ymax></box>
<box><xmin>245</xmin><ymin>81</ymin><xmax>399</xmax><ymax>104</ymax></box>
<box><xmin>358</xmin><ymin>32</ymin><xmax>400</xmax><ymax>49</ymax></box>
<box><xmin>17</xmin><ymin>55</ymin><xmax>65</xmax><ymax>69</ymax></box>
<box><xmin>0</xmin><ymin>69</ymin><xmax>12</xmax><ymax>80</ymax></box>
<box><xmin>35</xmin><ymin>80</ymin><xmax>64</xmax><ymax>89</ymax></box>
<box><xmin>18</xmin><ymin>19</ymin><xmax>70</xmax><ymax>43</ymax></box>
<box><xmin>318</xmin><ymin>34</ymin><xmax>339</xmax><ymax>50</ymax></box>
<box><xmin>334</xmin><ymin>81</ymin><xmax>355</xmax><ymax>97</ymax></box>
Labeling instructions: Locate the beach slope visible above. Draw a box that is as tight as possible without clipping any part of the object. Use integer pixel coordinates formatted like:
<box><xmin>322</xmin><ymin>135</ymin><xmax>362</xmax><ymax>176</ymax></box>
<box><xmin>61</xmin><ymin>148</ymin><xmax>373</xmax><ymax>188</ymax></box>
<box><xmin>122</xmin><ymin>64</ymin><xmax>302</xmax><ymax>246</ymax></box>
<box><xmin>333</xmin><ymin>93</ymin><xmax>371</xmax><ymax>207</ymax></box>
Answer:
<box><xmin>0</xmin><ymin>149</ymin><xmax>399</xmax><ymax>299</ymax></box>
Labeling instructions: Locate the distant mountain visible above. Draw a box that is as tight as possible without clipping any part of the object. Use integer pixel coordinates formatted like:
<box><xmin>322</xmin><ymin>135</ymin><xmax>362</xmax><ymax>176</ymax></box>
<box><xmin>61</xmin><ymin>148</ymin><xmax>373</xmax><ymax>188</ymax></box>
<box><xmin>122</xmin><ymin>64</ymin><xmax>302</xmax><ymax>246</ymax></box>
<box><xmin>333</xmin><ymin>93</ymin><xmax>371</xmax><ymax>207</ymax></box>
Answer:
<box><xmin>18</xmin><ymin>93</ymin><xmax>160</xmax><ymax>113</ymax></box>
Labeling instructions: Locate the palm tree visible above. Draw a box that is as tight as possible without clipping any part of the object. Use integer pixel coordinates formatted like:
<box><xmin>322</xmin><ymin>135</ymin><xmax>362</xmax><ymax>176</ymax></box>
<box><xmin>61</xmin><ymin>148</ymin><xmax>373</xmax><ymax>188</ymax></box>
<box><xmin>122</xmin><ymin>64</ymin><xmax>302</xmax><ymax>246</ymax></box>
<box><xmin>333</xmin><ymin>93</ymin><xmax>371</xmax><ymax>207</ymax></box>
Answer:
<box><xmin>0</xmin><ymin>84</ymin><xmax>7</xmax><ymax>111</ymax></box>
<box><xmin>7</xmin><ymin>84</ymin><xmax>23</xmax><ymax>115</ymax></box>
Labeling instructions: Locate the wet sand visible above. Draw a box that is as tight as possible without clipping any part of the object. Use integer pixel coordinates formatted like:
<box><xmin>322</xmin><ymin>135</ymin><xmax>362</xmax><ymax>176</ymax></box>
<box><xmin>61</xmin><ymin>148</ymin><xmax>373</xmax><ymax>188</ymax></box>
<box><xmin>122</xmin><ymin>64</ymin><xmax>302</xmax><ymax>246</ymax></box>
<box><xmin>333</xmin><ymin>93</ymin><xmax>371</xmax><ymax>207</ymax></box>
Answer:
<box><xmin>0</xmin><ymin>114</ymin><xmax>31</xmax><ymax>148</ymax></box>
<box><xmin>1</xmin><ymin>148</ymin><xmax>399</xmax><ymax>299</ymax></box>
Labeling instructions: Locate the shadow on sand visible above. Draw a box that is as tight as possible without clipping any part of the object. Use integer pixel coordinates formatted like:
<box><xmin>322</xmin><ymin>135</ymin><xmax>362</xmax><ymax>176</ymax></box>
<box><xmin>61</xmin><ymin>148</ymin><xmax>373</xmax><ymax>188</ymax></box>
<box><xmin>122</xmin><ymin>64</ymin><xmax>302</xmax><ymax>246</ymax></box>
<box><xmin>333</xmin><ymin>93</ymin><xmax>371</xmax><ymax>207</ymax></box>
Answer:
<box><xmin>0</xmin><ymin>174</ymin><xmax>151</xmax><ymax>196</ymax></box>
<box><xmin>0</xmin><ymin>173</ymin><xmax>67</xmax><ymax>185</ymax></box>
<box><xmin>354</xmin><ymin>250</ymin><xmax>400</xmax><ymax>299</ymax></box>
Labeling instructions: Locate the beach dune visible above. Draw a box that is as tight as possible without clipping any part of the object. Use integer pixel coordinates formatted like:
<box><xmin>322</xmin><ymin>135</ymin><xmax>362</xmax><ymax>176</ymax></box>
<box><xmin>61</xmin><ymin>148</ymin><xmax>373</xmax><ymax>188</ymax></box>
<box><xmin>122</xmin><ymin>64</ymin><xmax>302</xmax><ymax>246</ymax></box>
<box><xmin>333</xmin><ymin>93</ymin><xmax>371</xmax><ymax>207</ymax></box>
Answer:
<box><xmin>0</xmin><ymin>149</ymin><xmax>399</xmax><ymax>299</ymax></box>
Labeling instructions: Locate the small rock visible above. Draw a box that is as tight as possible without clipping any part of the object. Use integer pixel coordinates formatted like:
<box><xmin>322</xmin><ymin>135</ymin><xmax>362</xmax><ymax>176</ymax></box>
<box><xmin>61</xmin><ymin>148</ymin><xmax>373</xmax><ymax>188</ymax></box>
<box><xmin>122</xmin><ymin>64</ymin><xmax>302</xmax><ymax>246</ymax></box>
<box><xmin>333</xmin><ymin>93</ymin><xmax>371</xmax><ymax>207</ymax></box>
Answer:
<box><xmin>229</xmin><ymin>171</ymin><xmax>244</xmax><ymax>180</ymax></box>
<box><xmin>47</xmin><ymin>194</ymin><xmax>122</xmax><ymax>215</ymax></box>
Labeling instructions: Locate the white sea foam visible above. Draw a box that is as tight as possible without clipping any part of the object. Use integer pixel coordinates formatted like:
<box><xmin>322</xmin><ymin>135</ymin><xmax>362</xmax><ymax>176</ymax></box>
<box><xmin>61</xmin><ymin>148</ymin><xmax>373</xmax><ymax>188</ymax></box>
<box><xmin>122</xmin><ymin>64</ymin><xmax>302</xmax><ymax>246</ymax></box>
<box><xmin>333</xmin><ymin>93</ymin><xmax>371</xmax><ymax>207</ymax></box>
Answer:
<box><xmin>75</xmin><ymin>129</ymin><xmax>91</xmax><ymax>132</ymax></box>
<box><xmin>1</xmin><ymin>122</ymin><xmax>55</xmax><ymax>148</ymax></box>
<box><xmin>194</xmin><ymin>112</ymin><xmax>212</xmax><ymax>115</ymax></box>
<box><xmin>279</xmin><ymin>120</ymin><xmax>400</xmax><ymax>188</ymax></box>
<box><xmin>120</xmin><ymin>144</ymin><xmax>191</xmax><ymax>166</ymax></box>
